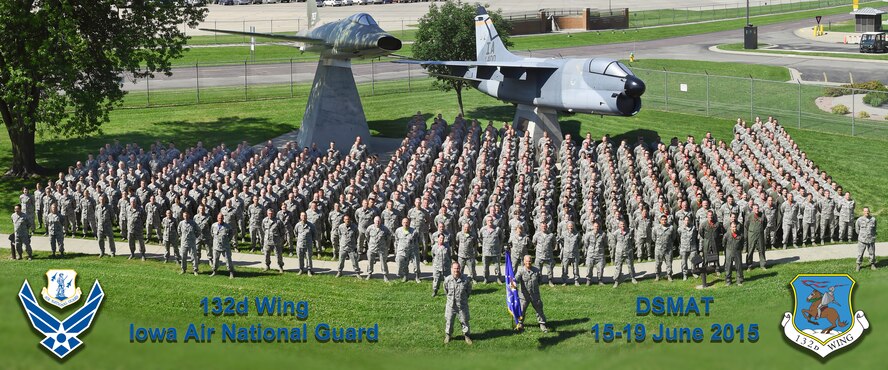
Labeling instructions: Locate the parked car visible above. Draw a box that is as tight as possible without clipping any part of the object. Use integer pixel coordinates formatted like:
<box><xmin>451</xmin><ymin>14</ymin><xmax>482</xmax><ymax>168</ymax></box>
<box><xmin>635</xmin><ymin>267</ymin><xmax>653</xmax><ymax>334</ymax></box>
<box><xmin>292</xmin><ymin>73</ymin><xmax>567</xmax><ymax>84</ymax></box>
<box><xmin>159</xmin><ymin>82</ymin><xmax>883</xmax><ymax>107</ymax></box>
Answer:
<box><xmin>323</xmin><ymin>0</ymin><xmax>342</xmax><ymax>6</ymax></box>
<box><xmin>860</xmin><ymin>32</ymin><xmax>887</xmax><ymax>53</ymax></box>
<box><xmin>263</xmin><ymin>0</ymin><xmax>280</xmax><ymax>3</ymax></box>
<box><xmin>353</xmin><ymin>0</ymin><xmax>367</xmax><ymax>4</ymax></box>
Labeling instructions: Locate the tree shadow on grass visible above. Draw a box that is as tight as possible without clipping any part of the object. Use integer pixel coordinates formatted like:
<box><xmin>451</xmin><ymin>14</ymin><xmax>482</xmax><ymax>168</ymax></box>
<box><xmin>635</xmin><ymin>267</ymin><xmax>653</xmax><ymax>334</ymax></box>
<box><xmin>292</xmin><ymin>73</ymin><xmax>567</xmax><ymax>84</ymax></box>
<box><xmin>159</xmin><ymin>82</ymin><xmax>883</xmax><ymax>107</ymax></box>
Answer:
<box><xmin>609</xmin><ymin>128</ymin><xmax>662</xmax><ymax>146</ymax></box>
<box><xmin>465</xmin><ymin>105</ymin><xmax>515</xmax><ymax>123</ymax></box>
<box><xmin>537</xmin><ymin>329</ymin><xmax>586</xmax><ymax>349</ymax></box>
<box><xmin>742</xmin><ymin>271</ymin><xmax>777</xmax><ymax>283</ymax></box>
<box><xmin>473</xmin><ymin>328</ymin><xmax>517</xmax><ymax>342</ymax></box>
<box><xmin>35</xmin><ymin>116</ymin><xmax>290</xmax><ymax>172</ymax></box>
<box><xmin>368</xmin><ymin>115</ymin><xmax>417</xmax><ymax>138</ymax></box>
<box><xmin>470</xmin><ymin>286</ymin><xmax>498</xmax><ymax>295</ymax></box>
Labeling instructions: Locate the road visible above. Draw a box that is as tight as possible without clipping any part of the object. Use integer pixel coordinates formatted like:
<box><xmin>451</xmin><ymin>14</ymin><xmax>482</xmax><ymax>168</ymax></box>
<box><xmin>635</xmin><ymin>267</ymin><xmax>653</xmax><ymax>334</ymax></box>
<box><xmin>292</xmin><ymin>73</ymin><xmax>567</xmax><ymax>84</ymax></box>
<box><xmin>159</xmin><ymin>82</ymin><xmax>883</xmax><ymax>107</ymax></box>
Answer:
<box><xmin>190</xmin><ymin>0</ymin><xmax>783</xmax><ymax>35</ymax></box>
<box><xmin>124</xmin><ymin>5</ymin><xmax>888</xmax><ymax>93</ymax></box>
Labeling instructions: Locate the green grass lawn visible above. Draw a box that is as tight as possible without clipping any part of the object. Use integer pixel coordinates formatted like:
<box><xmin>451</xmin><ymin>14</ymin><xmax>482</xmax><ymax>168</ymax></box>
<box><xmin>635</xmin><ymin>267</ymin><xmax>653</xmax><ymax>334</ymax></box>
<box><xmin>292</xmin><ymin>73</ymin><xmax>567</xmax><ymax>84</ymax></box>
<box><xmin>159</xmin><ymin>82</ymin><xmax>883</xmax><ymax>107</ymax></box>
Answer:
<box><xmin>717</xmin><ymin>42</ymin><xmax>888</xmax><ymax>61</ymax></box>
<box><xmin>0</xmin><ymin>252</ymin><xmax>884</xmax><ymax>370</ymax></box>
<box><xmin>625</xmin><ymin>59</ymin><xmax>792</xmax><ymax>81</ymax></box>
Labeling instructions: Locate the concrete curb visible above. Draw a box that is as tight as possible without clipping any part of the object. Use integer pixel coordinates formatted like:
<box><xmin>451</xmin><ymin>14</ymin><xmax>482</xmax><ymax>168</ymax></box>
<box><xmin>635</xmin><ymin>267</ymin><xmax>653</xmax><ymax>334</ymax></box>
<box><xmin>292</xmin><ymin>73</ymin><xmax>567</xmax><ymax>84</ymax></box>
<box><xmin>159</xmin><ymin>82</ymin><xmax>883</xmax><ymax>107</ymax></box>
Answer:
<box><xmin>709</xmin><ymin>44</ymin><xmax>888</xmax><ymax>65</ymax></box>
<box><xmin>3</xmin><ymin>233</ymin><xmax>885</xmax><ymax>283</ymax></box>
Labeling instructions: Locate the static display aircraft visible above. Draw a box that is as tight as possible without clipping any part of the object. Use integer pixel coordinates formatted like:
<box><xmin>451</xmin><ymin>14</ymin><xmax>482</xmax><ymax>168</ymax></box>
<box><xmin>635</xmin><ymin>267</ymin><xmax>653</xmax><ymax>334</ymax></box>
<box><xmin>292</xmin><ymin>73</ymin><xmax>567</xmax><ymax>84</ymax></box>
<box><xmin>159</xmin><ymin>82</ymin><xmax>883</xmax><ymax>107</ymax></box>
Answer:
<box><xmin>201</xmin><ymin>2</ymin><xmax>401</xmax><ymax>59</ymax></box>
<box><xmin>199</xmin><ymin>2</ymin><xmax>402</xmax><ymax>151</ymax></box>
<box><xmin>396</xmin><ymin>7</ymin><xmax>645</xmax><ymax>143</ymax></box>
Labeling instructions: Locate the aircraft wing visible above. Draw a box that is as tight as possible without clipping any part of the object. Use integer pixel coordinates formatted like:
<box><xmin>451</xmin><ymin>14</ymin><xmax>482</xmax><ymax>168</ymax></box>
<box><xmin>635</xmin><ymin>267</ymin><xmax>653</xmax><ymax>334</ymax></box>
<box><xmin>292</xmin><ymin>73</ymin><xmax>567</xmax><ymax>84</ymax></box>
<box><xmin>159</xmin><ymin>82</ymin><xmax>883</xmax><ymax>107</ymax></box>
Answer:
<box><xmin>198</xmin><ymin>29</ymin><xmax>329</xmax><ymax>45</ymax></box>
<box><xmin>393</xmin><ymin>59</ymin><xmax>558</xmax><ymax>69</ymax></box>
<box><xmin>395</xmin><ymin>59</ymin><xmax>558</xmax><ymax>81</ymax></box>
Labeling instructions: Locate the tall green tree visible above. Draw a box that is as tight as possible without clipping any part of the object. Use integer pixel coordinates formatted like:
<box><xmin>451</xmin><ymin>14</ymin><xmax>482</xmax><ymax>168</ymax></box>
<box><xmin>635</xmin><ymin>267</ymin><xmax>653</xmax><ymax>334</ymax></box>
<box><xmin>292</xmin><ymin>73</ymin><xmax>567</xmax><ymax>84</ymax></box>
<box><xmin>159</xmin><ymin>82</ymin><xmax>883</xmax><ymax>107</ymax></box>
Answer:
<box><xmin>0</xmin><ymin>1</ymin><xmax>207</xmax><ymax>177</ymax></box>
<box><xmin>412</xmin><ymin>1</ymin><xmax>511</xmax><ymax>114</ymax></box>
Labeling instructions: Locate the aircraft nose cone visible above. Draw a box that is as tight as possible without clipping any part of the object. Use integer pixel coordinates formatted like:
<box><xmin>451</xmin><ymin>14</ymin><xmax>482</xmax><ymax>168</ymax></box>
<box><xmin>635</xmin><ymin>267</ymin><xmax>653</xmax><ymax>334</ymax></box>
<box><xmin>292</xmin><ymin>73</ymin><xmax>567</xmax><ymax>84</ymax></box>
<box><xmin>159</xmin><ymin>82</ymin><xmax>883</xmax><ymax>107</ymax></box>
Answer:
<box><xmin>625</xmin><ymin>75</ymin><xmax>646</xmax><ymax>98</ymax></box>
<box><xmin>377</xmin><ymin>36</ymin><xmax>402</xmax><ymax>52</ymax></box>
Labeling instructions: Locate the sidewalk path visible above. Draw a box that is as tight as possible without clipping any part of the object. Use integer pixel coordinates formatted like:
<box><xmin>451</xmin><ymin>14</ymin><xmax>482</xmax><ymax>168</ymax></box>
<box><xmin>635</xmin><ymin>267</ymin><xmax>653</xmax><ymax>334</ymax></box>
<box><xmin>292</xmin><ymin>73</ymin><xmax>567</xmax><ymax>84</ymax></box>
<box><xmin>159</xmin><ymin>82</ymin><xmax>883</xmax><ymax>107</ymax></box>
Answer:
<box><xmin>3</xmin><ymin>233</ymin><xmax>884</xmax><ymax>282</ymax></box>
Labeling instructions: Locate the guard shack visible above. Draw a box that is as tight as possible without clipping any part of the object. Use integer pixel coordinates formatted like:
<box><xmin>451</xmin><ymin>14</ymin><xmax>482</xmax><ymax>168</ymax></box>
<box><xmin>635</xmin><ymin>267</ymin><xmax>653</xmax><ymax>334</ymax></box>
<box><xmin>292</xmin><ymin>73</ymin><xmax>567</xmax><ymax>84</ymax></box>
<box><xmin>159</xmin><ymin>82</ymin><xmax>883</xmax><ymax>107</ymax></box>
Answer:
<box><xmin>850</xmin><ymin>8</ymin><xmax>885</xmax><ymax>33</ymax></box>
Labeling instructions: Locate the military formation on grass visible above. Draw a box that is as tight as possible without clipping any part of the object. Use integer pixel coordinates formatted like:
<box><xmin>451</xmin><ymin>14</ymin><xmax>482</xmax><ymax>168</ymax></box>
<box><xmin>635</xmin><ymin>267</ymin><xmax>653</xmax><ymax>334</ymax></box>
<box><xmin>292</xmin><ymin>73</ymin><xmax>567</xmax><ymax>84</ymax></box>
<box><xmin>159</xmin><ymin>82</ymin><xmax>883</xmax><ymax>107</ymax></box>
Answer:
<box><xmin>9</xmin><ymin>115</ymin><xmax>879</xmax><ymax>288</ymax></box>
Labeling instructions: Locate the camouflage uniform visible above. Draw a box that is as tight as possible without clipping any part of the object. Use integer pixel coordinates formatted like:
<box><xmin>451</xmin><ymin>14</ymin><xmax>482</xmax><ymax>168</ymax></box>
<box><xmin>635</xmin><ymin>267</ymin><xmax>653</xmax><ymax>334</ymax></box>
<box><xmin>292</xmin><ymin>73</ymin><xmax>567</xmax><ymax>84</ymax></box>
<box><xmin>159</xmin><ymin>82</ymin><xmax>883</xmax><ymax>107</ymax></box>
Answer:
<box><xmin>336</xmin><ymin>222</ymin><xmax>361</xmax><ymax>276</ymax></box>
<box><xmin>855</xmin><ymin>215</ymin><xmax>877</xmax><ymax>269</ymax></box>
<box><xmin>365</xmin><ymin>223</ymin><xmax>390</xmax><ymax>277</ymax></box>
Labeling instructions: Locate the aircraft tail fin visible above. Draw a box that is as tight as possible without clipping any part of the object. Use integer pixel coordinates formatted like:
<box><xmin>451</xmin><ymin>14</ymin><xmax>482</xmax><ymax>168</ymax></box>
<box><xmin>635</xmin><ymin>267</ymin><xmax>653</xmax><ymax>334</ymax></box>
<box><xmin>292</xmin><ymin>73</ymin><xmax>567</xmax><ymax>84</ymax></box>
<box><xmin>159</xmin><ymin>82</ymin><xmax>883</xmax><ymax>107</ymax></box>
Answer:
<box><xmin>308</xmin><ymin>0</ymin><xmax>320</xmax><ymax>29</ymax></box>
<box><xmin>475</xmin><ymin>6</ymin><xmax>518</xmax><ymax>62</ymax></box>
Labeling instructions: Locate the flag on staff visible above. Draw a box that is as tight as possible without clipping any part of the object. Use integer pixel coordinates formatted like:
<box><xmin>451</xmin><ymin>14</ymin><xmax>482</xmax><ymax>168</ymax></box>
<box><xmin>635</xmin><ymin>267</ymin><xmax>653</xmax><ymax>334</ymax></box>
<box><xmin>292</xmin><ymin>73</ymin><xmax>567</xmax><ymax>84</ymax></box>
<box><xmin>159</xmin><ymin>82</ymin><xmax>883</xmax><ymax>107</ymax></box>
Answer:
<box><xmin>504</xmin><ymin>251</ymin><xmax>523</xmax><ymax>330</ymax></box>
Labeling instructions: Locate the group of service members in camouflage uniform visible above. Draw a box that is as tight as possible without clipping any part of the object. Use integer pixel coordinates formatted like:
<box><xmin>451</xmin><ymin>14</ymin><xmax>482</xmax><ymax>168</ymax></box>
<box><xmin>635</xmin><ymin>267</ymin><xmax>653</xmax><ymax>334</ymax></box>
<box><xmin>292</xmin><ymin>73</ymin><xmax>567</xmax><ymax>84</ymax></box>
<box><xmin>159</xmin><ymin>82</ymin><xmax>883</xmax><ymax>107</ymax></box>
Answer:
<box><xmin>9</xmin><ymin>115</ymin><xmax>879</xmax><ymax>289</ymax></box>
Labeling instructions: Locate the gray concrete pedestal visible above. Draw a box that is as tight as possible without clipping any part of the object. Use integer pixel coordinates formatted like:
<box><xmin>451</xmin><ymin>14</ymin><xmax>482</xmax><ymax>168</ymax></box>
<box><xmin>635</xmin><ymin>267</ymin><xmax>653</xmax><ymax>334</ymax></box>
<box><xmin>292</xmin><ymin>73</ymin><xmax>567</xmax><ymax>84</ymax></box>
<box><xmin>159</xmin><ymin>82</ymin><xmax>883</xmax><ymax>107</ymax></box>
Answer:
<box><xmin>297</xmin><ymin>58</ymin><xmax>371</xmax><ymax>152</ymax></box>
<box><xmin>512</xmin><ymin>104</ymin><xmax>562</xmax><ymax>148</ymax></box>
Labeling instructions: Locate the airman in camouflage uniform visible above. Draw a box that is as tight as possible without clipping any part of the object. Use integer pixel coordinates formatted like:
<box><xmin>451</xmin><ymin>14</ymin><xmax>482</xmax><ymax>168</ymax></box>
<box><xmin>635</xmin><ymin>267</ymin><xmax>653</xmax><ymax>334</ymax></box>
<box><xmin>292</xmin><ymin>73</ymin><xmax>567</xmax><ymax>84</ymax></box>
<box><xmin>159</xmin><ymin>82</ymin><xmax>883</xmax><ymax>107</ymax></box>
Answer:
<box><xmin>613</xmin><ymin>221</ymin><xmax>638</xmax><ymax>288</ymax></box>
<box><xmin>210</xmin><ymin>213</ymin><xmax>235</xmax><ymax>279</ymax></box>
<box><xmin>161</xmin><ymin>209</ymin><xmax>180</xmax><ymax>263</ymax></box>
<box><xmin>584</xmin><ymin>222</ymin><xmax>607</xmax><ymax>285</ymax></box>
<box><xmin>262</xmin><ymin>209</ymin><xmax>286</xmax><ymax>273</ymax></box>
<box><xmin>480</xmin><ymin>217</ymin><xmax>503</xmax><ymax>284</ymax></box>
<box><xmin>652</xmin><ymin>215</ymin><xmax>675</xmax><ymax>281</ymax></box>
<box><xmin>79</xmin><ymin>191</ymin><xmax>97</xmax><ymax>238</ymax></box>
<box><xmin>456</xmin><ymin>222</ymin><xmax>478</xmax><ymax>281</ymax></box>
<box><xmin>745</xmin><ymin>205</ymin><xmax>767</xmax><ymax>270</ymax></box>
<box><xmin>294</xmin><ymin>211</ymin><xmax>315</xmax><ymax>275</ymax></box>
<box><xmin>677</xmin><ymin>216</ymin><xmax>698</xmax><ymax>280</ymax></box>
<box><xmin>855</xmin><ymin>207</ymin><xmax>877</xmax><ymax>271</ymax></box>
<box><xmin>365</xmin><ymin>216</ymin><xmax>390</xmax><ymax>281</ymax></box>
<box><xmin>532</xmin><ymin>222</ymin><xmax>557</xmax><ymax>287</ymax></box>
<box><xmin>559</xmin><ymin>222</ymin><xmax>582</xmax><ymax>286</ymax></box>
<box><xmin>248</xmin><ymin>196</ymin><xmax>264</xmax><ymax>252</ymax></box>
<box><xmin>395</xmin><ymin>218</ymin><xmax>421</xmax><ymax>283</ymax></box>
<box><xmin>335</xmin><ymin>214</ymin><xmax>361</xmax><ymax>278</ymax></box>
<box><xmin>95</xmin><ymin>196</ymin><xmax>116</xmax><ymax>257</ymax></box>
<box><xmin>178</xmin><ymin>211</ymin><xmax>200</xmax><ymax>275</ymax></box>
<box><xmin>194</xmin><ymin>206</ymin><xmax>213</xmax><ymax>265</ymax></box>
<box><xmin>838</xmin><ymin>192</ymin><xmax>855</xmax><ymax>242</ymax></box>
<box><xmin>126</xmin><ymin>199</ymin><xmax>146</xmax><ymax>260</ymax></box>
<box><xmin>443</xmin><ymin>262</ymin><xmax>472</xmax><ymax>344</ymax></box>
<box><xmin>11</xmin><ymin>205</ymin><xmax>32</xmax><ymax>260</ymax></box>
<box><xmin>45</xmin><ymin>204</ymin><xmax>65</xmax><ymax>257</ymax></box>
<box><xmin>431</xmin><ymin>234</ymin><xmax>452</xmax><ymax>296</ymax></box>
<box><xmin>722</xmin><ymin>222</ymin><xmax>744</xmax><ymax>286</ymax></box>
<box><xmin>509</xmin><ymin>224</ymin><xmax>530</xmax><ymax>275</ymax></box>
<box><xmin>513</xmin><ymin>255</ymin><xmax>549</xmax><ymax>333</ymax></box>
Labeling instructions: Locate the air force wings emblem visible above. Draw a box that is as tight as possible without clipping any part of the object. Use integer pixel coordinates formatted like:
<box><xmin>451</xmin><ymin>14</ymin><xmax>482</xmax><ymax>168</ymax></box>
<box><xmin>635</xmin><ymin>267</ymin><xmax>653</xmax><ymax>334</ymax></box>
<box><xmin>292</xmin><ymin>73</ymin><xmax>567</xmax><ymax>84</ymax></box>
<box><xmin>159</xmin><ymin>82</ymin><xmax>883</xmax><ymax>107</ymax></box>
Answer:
<box><xmin>781</xmin><ymin>274</ymin><xmax>869</xmax><ymax>358</ymax></box>
<box><xmin>19</xmin><ymin>272</ymin><xmax>105</xmax><ymax>359</ymax></box>
<box><xmin>41</xmin><ymin>269</ymin><xmax>82</xmax><ymax>309</ymax></box>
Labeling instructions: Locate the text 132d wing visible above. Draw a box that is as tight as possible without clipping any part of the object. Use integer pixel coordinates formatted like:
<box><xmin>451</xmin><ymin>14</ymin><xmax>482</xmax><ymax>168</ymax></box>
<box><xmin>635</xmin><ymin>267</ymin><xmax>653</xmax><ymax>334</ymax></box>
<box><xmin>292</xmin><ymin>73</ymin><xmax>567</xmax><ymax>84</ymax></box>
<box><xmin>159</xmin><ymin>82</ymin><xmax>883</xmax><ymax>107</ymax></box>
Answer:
<box><xmin>198</xmin><ymin>29</ymin><xmax>328</xmax><ymax>45</ymax></box>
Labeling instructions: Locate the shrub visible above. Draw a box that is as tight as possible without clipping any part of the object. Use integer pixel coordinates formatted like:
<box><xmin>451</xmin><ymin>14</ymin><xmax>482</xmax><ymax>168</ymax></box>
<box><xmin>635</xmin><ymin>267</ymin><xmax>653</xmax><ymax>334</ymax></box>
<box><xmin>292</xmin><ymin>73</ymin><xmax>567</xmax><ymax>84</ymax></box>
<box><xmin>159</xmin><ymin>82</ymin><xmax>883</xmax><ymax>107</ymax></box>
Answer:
<box><xmin>824</xmin><ymin>81</ymin><xmax>887</xmax><ymax>97</ymax></box>
<box><xmin>831</xmin><ymin>104</ymin><xmax>850</xmax><ymax>114</ymax></box>
<box><xmin>863</xmin><ymin>90</ymin><xmax>888</xmax><ymax>107</ymax></box>
<box><xmin>858</xmin><ymin>111</ymin><xmax>870</xmax><ymax>119</ymax></box>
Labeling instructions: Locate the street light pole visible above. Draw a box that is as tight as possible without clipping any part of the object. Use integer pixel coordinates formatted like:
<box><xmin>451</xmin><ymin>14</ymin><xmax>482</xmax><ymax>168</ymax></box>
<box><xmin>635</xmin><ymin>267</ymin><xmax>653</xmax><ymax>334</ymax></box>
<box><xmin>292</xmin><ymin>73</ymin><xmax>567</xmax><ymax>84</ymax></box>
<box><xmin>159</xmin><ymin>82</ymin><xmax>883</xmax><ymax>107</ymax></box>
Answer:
<box><xmin>746</xmin><ymin>0</ymin><xmax>750</xmax><ymax>26</ymax></box>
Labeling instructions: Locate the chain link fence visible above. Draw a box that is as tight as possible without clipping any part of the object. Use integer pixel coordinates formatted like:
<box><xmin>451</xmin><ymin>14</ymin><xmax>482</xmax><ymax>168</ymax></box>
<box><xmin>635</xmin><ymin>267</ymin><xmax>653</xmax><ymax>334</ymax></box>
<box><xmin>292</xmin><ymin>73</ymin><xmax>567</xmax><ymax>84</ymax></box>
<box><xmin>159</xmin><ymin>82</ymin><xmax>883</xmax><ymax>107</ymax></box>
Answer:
<box><xmin>120</xmin><ymin>59</ymin><xmax>436</xmax><ymax>108</ymax></box>
<box><xmin>633</xmin><ymin>68</ymin><xmax>888</xmax><ymax>140</ymax></box>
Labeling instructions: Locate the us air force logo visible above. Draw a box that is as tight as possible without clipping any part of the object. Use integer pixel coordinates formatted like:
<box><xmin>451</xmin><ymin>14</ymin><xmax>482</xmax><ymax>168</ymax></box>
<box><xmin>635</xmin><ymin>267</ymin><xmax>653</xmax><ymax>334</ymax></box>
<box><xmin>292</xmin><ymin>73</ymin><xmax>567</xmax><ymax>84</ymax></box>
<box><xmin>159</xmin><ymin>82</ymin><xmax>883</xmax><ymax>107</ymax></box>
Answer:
<box><xmin>781</xmin><ymin>274</ymin><xmax>869</xmax><ymax>358</ymax></box>
<box><xmin>19</xmin><ymin>270</ymin><xmax>105</xmax><ymax>359</ymax></box>
<box><xmin>41</xmin><ymin>269</ymin><xmax>82</xmax><ymax>309</ymax></box>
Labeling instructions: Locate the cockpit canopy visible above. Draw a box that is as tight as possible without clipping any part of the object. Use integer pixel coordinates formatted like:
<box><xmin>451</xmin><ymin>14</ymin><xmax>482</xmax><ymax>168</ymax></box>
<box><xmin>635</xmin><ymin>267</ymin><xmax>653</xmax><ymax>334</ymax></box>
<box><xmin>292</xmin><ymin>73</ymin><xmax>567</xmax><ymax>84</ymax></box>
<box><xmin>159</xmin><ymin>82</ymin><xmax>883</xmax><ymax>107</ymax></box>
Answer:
<box><xmin>350</xmin><ymin>13</ymin><xmax>378</xmax><ymax>26</ymax></box>
<box><xmin>588</xmin><ymin>58</ymin><xmax>633</xmax><ymax>77</ymax></box>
